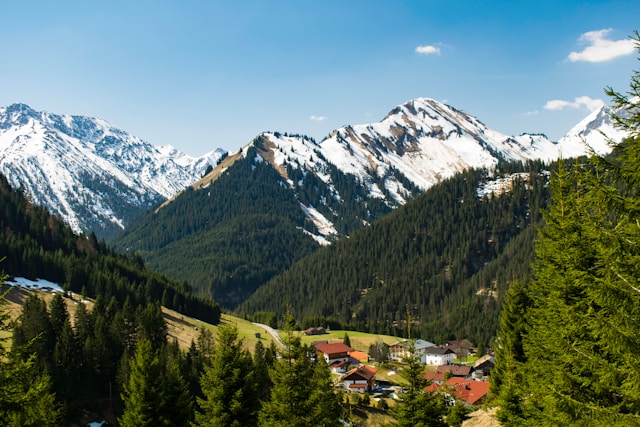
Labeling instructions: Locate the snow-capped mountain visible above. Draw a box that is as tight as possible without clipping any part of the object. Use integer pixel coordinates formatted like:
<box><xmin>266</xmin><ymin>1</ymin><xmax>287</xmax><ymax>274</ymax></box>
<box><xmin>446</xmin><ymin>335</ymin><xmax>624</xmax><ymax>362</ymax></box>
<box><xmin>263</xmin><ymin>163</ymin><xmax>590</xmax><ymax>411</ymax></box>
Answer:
<box><xmin>189</xmin><ymin>97</ymin><xmax>626</xmax><ymax>243</ymax></box>
<box><xmin>0</xmin><ymin>103</ymin><xmax>224</xmax><ymax>238</ymax></box>
<box><xmin>557</xmin><ymin>104</ymin><xmax>627</xmax><ymax>157</ymax></box>
<box><xmin>0</xmin><ymin>97</ymin><xmax>627</xmax><ymax>242</ymax></box>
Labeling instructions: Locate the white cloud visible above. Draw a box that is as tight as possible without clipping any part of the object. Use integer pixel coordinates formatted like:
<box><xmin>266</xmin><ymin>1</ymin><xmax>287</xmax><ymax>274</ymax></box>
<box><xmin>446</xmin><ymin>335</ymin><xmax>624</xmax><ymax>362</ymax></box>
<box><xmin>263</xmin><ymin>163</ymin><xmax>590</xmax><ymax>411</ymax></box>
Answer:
<box><xmin>567</xmin><ymin>29</ymin><xmax>635</xmax><ymax>63</ymax></box>
<box><xmin>310</xmin><ymin>115</ymin><xmax>326</xmax><ymax>122</ymax></box>
<box><xmin>523</xmin><ymin>110</ymin><xmax>539</xmax><ymax>116</ymax></box>
<box><xmin>415</xmin><ymin>45</ymin><xmax>440</xmax><ymax>55</ymax></box>
<box><xmin>544</xmin><ymin>96</ymin><xmax>605</xmax><ymax>111</ymax></box>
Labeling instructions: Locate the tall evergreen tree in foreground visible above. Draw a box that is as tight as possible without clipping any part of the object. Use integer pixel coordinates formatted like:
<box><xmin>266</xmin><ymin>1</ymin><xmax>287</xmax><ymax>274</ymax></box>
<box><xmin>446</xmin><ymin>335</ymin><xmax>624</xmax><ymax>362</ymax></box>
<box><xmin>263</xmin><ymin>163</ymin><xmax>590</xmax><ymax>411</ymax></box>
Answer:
<box><xmin>119</xmin><ymin>339</ymin><xmax>192</xmax><ymax>427</ymax></box>
<box><xmin>194</xmin><ymin>324</ymin><xmax>259</xmax><ymax>427</ymax></box>
<box><xmin>259</xmin><ymin>312</ymin><xmax>341</xmax><ymax>426</ymax></box>
<box><xmin>0</xmin><ymin>272</ymin><xmax>60</xmax><ymax>426</ymax></box>
<box><xmin>393</xmin><ymin>339</ymin><xmax>446</xmax><ymax>427</ymax></box>
<box><xmin>495</xmin><ymin>32</ymin><xmax>640</xmax><ymax>425</ymax></box>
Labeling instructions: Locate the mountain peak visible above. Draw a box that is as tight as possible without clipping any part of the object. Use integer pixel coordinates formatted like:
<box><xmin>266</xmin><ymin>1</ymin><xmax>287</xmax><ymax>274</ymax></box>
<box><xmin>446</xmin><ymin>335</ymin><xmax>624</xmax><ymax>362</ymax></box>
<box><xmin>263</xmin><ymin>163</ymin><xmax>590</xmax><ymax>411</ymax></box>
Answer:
<box><xmin>0</xmin><ymin>103</ymin><xmax>39</xmax><ymax>128</ymax></box>
<box><xmin>557</xmin><ymin>104</ymin><xmax>625</xmax><ymax>157</ymax></box>
<box><xmin>0</xmin><ymin>104</ymin><xmax>223</xmax><ymax>238</ymax></box>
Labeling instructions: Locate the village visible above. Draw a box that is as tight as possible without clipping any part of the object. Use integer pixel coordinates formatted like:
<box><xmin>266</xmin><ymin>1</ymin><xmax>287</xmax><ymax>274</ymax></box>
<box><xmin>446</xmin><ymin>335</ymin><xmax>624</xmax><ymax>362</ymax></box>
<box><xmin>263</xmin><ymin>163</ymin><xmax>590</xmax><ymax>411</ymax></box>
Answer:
<box><xmin>303</xmin><ymin>326</ymin><xmax>493</xmax><ymax>409</ymax></box>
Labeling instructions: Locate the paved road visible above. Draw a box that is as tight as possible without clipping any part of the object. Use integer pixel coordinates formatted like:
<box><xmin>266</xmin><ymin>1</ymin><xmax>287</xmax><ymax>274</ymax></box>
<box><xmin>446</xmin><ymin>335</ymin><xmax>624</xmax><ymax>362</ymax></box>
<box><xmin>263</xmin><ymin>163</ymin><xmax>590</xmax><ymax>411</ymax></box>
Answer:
<box><xmin>253</xmin><ymin>323</ymin><xmax>285</xmax><ymax>347</ymax></box>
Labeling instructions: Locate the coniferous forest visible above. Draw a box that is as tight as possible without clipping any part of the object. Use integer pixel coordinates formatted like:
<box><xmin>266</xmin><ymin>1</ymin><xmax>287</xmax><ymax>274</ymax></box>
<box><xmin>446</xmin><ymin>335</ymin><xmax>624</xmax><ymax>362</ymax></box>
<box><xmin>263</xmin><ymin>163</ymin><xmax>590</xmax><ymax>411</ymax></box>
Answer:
<box><xmin>491</xmin><ymin>33</ymin><xmax>640</xmax><ymax>425</ymax></box>
<box><xmin>111</xmin><ymin>135</ymin><xmax>421</xmax><ymax>309</ymax></box>
<box><xmin>1</xmin><ymin>30</ymin><xmax>639</xmax><ymax>427</ymax></box>
<box><xmin>239</xmin><ymin>159</ymin><xmax>550</xmax><ymax>350</ymax></box>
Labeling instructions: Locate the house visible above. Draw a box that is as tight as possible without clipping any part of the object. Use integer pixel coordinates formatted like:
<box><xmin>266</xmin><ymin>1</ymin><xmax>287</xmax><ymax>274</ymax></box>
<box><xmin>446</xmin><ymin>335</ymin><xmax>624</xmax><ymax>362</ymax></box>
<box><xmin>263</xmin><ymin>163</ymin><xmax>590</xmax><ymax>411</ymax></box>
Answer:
<box><xmin>426</xmin><ymin>378</ymin><xmax>490</xmax><ymax>406</ymax></box>
<box><xmin>424</xmin><ymin>346</ymin><xmax>455</xmax><ymax>366</ymax></box>
<box><xmin>472</xmin><ymin>354</ymin><xmax>494</xmax><ymax>379</ymax></box>
<box><xmin>342</xmin><ymin>365</ymin><xmax>377</xmax><ymax>393</ymax></box>
<box><xmin>425</xmin><ymin>364</ymin><xmax>472</xmax><ymax>384</ymax></box>
<box><xmin>349</xmin><ymin>350</ymin><xmax>369</xmax><ymax>364</ymax></box>
<box><xmin>329</xmin><ymin>360</ymin><xmax>350</xmax><ymax>374</ymax></box>
<box><xmin>314</xmin><ymin>342</ymin><xmax>352</xmax><ymax>365</ymax></box>
<box><xmin>444</xmin><ymin>339</ymin><xmax>475</xmax><ymax>360</ymax></box>
<box><xmin>303</xmin><ymin>326</ymin><xmax>327</xmax><ymax>336</ymax></box>
<box><xmin>388</xmin><ymin>339</ymin><xmax>435</xmax><ymax>361</ymax></box>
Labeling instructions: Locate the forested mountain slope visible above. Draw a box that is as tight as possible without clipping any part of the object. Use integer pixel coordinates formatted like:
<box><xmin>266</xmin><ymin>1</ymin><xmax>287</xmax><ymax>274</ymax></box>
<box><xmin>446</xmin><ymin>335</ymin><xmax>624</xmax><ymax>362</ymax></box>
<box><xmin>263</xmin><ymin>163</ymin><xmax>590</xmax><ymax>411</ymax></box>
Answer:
<box><xmin>113</xmin><ymin>143</ymin><xmax>323</xmax><ymax>308</ymax></box>
<box><xmin>0</xmin><ymin>172</ymin><xmax>220</xmax><ymax>324</ymax></box>
<box><xmin>238</xmin><ymin>161</ymin><xmax>552</xmax><ymax>350</ymax></box>
<box><xmin>111</xmin><ymin>98</ymin><xmax>624</xmax><ymax>311</ymax></box>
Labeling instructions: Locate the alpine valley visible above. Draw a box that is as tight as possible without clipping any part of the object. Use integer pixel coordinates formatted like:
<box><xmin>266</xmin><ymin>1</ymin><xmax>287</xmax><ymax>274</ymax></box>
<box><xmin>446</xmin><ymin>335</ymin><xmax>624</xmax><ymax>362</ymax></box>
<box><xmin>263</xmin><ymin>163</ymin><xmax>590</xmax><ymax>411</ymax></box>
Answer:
<box><xmin>0</xmin><ymin>98</ymin><xmax>627</xmax><ymax>321</ymax></box>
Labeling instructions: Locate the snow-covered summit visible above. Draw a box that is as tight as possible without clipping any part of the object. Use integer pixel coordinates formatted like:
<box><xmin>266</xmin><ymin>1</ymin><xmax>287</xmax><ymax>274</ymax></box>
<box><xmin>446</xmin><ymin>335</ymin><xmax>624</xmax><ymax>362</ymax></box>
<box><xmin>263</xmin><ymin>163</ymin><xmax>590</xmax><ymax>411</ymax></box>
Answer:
<box><xmin>0</xmin><ymin>103</ymin><xmax>224</xmax><ymax>237</ymax></box>
<box><xmin>556</xmin><ymin>104</ymin><xmax>627</xmax><ymax>157</ymax></box>
<box><xmin>319</xmin><ymin>98</ymin><xmax>560</xmax><ymax>194</ymax></box>
<box><xmin>0</xmin><ymin>97</ymin><xmax>629</xmax><ymax>241</ymax></box>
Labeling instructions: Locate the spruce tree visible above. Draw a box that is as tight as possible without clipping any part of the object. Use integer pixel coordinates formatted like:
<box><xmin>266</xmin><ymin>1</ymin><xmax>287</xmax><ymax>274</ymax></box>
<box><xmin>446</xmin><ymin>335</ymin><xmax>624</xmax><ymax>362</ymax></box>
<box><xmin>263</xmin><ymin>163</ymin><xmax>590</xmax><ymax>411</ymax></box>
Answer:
<box><xmin>0</xmin><ymin>274</ymin><xmax>60</xmax><ymax>426</ymax></box>
<box><xmin>512</xmin><ymin>34</ymin><xmax>640</xmax><ymax>425</ymax></box>
<box><xmin>119</xmin><ymin>339</ymin><xmax>192</xmax><ymax>427</ymax></box>
<box><xmin>253</xmin><ymin>340</ymin><xmax>275</xmax><ymax>403</ymax></box>
<box><xmin>491</xmin><ymin>280</ymin><xmax>531</xmax><ymax>425</ymax></box>
<box><xmin>119</xmin><ymin>339</ymin><xmax>164</xmax><ymax>427</ymax></box>
<box><xmin>393</xmin><ymin>339</ymin><xmax>446</xmax><ymax>427</ymax></box>
<box><xmin>194</xmin><ymin>325</ymin><xmax>259</xmax><ymax>427</ymax></box>
<box><xmin>259</xmin><ymin>311</ymin><xmax>341</xmax><ymax>426</ymax></box>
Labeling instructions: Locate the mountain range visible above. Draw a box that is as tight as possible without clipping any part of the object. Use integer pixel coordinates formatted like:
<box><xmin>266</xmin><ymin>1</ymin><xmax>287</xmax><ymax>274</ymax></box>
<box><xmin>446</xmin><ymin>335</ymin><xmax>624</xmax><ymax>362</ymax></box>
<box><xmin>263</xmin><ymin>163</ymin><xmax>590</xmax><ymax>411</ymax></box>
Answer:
<box><xmin>0</xmin><ymin>98</ymin><xmax>628</xmax><ymax>308</ymax></box>
<box><xmin>0</xmin><ymin>98</ymin><xmax>624</xmax><ymax>241</ymax></box>
<box><xmin>0</xmin><ymin>103</ymin><xmax>224</xmax><ymax>239</ymax></box>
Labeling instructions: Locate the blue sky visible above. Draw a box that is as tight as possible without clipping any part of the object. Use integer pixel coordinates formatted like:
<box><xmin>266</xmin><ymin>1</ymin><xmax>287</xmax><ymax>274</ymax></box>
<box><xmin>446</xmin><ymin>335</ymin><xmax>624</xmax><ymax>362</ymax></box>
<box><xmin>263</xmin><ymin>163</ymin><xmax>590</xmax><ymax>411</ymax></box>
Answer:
<box><xmin>1</xmin><ymin>1</ymin><xmax>638</xmax><ymax>156</ymax></box>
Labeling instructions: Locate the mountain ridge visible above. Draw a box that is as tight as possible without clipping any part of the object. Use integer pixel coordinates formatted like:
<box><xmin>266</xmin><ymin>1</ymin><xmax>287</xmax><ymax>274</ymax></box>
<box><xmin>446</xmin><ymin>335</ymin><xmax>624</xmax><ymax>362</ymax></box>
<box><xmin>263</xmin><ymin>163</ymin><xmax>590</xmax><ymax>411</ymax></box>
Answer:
<box><xmin>0</xmin><ymin>98</ymin><xmax>625</xmax><ymax>242</ymax></box>
<box><xmin>0</xmin><ymin>97</ymin><xmax>630</xmax><ymax>309</ymax></box>
<box><xmin>0</xmin><ymin>103</ymin><xmax>224</xmax><ymax>239</ymax></box>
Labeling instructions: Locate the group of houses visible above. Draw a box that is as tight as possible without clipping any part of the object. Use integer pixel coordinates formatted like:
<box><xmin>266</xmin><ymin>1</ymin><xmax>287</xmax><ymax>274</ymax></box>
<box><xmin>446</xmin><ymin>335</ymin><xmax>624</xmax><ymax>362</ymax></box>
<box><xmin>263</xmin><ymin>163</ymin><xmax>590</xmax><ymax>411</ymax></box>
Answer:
<box><xmin>312</xmin><ymin>342</ymin><xmax>378</xmax><ymax>393</ymax></box>
<box><xmin>388</xmin><ymin>338</ymin><xmax>475</xmax><ymax>366</ymax></box>
<box><xmin>311</xmin><ymin>337</ymin><xmax>494</xmax><ymax>407</ymax></box>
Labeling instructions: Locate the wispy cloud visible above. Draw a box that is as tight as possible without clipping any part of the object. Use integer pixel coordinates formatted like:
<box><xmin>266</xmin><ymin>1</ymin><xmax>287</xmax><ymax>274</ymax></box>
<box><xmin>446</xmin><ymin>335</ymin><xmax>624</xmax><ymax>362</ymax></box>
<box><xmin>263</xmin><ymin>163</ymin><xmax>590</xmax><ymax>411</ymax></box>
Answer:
<box><xmin>415</xmin><ymin>44</ymin><xmax>440</xmax><ymax>55</ymax></box>
<box><xmin>544</xmin><ymin>96</ymin><xmax>605</xmax><ymax>111</ymax></box>
<box><xmin>567</xmin><ymin>29</ymin><xmax>635</xmax><ymax>63</ymax></box>
<box><xmin>310</xmin><ymin>115</ymin><xmax>326</xmax><ymax>122</ymax></box>
<box><xmin>523</xmin><ymin>110</ymin><xmax>539</xmax><ymax>116</ymax></box>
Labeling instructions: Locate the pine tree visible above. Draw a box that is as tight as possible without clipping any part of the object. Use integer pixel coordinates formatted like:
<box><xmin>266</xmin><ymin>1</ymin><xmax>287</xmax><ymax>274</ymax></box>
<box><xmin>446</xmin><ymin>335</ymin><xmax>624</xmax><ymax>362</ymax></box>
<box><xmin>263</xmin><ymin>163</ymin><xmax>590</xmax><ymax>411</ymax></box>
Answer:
<box><xmin>343</xmin><ymin>332</ymin><xmax>351</xmax><ymax>347</ymax></box>
<box><xmin>119</xmin><ymin>339</ymin><xmax>164</xmax><ymax>427</ymax></box>
<box><xmin>491</xmin><ymin>280</ymin><xmax>531</xmax><ymax>425</ymax></box>
<box><xmin>11</xmin><ymin>294</ymin><xmax>55</xmax><ymax>373</ymax></box>
<box><xmin>159</xmin><ymin>345</ymin><xmax>193</xmax><ymax>427</ymax></box>
<box><xmin>393</xmin><ymin>339</ymin><xmax>446</xmax><ymax>427</ymax></box>
<box><xmin>307</xmin><ymin>356</ymin><xmax>342</xmax><ymax>426</ymax></box>
<box><xmin>512</xmin><ymin>34</ymin><xmax>640</xmax><ymax>425</ymax></box>
<box><xmin>253</xmin><ymin>340</ymin><xmax>275</xmax><ymax>403</ymax></box>
<box><xmin>194</xmin><ymin>325</ymin><xmax>259</xmax><ymax>427</ymax></box>
<box><xmin>0</xmin><ymin>273</ymin><xmax>60</xmax><ymax>426</ymax></box>
<box><xmin>259</xmin><ymin>311</ymin><xmax>341</xmax><ymax>426</ymax></box>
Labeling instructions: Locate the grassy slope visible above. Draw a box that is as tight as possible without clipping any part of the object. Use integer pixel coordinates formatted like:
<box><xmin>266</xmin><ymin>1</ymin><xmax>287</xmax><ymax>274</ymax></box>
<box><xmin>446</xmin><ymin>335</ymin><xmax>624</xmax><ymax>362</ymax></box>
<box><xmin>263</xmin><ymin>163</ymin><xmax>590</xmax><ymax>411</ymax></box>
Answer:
<box><xmin>1</xmin><ymin>286</ymin><xmax>278</xmax><ymax>352</ymax></box>
<box><xmin>299</xmin><ymin>330</ymin><xmax>399</xmax><ymax>351</ymax></box>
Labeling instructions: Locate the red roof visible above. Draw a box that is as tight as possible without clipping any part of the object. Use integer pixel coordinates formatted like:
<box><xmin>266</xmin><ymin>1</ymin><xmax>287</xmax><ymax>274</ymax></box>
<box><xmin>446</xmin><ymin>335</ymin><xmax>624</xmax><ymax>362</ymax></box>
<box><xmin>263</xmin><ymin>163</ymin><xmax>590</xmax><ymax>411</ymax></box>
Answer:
<box><xmin>348</xmin><ymin>383</ymin><xmax>367</xmax><ymax>389</ymax></box>
<box><xmin>343</xmin><ymin>365</ymin><xmax>377</xmax><ymax>381</ymax></box>
<box><xmin>314</xmin><ymin>342</ymin><xmax>353</xmax><ymax>355</ymax></box>
<box><xmin>427</xmin><ymin>378</ymin><xmax>490</xmax><ymax>405</ymax></box>
<box><xmin>425</xmin><ymin>364</ymin><xmax>472</xmax><ymax>382</ymax></box>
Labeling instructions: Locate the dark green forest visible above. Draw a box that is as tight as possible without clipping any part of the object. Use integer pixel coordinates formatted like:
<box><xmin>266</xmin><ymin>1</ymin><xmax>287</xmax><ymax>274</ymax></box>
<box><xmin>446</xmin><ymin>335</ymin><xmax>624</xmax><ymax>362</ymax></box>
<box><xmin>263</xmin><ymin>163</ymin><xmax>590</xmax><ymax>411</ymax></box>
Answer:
<box><xmin>112</xmin><ymin>136</ymin><xmax>420</xmax><ymax>308</ymax></box>
<box><xmin>239</xmin><ymin>160</ymin><xmax>551</xmax><ymax>350</ymax></box>
<box><xmin>0</xmin><ymin>173</ymin><xmax>221</xmax><ymax>324</ymax></box>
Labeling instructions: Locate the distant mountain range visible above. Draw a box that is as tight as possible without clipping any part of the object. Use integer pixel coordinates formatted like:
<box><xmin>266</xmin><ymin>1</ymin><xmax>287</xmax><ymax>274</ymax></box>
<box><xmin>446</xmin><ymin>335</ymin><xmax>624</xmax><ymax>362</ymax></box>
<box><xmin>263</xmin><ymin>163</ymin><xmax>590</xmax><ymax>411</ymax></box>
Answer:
<box><xmin>0</xmin><ymin>103</ymin><xmax>224</xmax><ymax>239</ymax></box>
<box><xmin>0</xmin><ymin>99</ymin><xmax>624</xmax><ymax>241</ymax></box>
<box><xmin>0</xmin><ymin>98</ymin><xmax>628</xmax><ymax>307</ymax></box>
